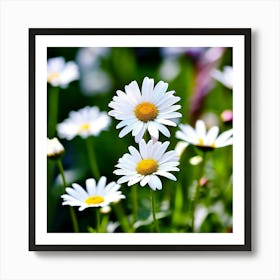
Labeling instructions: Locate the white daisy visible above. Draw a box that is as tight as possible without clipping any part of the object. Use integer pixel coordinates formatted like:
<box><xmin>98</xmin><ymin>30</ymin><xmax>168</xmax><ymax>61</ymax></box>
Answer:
<box><xmin>211</xmin><ymin>66</ymin><xmax>233</xmax><ymax>89</ymax></box>
<box><xmin>47</xmin><ymin>137</ymin><xmax>65</xmax><ymax>158</ymax></box>
<box><xmin>108</xmin><ymin>77</ymin><xmax>182</xmax><ymax>143</ymax></box>
<box><xmin>176</xmin><ymin>120</ymin><xmax>233</xmax><ymax>150</ymax></box>
<box><xmin>61</xmin><ymin>177</ymin><xmax>125</xmax><ymax>211</ymax></box>
<box><xmin>57</xmin><ymin>106</ymin><xmax>111</xmax><ymax>140</ymax></box>
<box><xmin>47</xmin><ymin>56</ymin><xmax>79</xmax><ymax>88</ymax></box>
<box><xmin>114</xmin><ymin>139</ymin><xmax>179</xmax><ymax>191</ymax></box>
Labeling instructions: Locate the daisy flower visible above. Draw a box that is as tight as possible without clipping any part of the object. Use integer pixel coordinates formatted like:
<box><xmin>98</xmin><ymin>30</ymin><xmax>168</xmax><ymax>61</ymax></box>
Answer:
<box><xmin>57</xmin><ymin>106</ymin><xmax>111</xmax><ymax>140</ymax></box>
<box><xmin>108</xmin><ymin>77</ymin><xmax>182</xmax><ymax>143</ymax></box>
<box><xmin>176</xmin><ymin>120</ymin><xmax>233</xmax><ymax>150</ymax></box>
<box><xmin>61</xmin><ymin>177</ymin><xmax>125</xmax><ymax>211</ymax></box>
<box><xmin>114</xmin><ymin>139</ymin><xmax>179</xmax><ymax>191</ymax></box>
<box><xmin>47</xmin><ymin>56</ymin><xmax>79</xmax><ymax>88</ymax></box>
<box><xmin>47</xmin><ymin>137</ymin><xmax>65</xmax><ymax>159</ymax></box>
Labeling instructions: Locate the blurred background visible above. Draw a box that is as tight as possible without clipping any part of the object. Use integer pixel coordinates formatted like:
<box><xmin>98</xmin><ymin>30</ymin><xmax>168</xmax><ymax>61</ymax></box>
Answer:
<box><xmin>47</xmin><ymin>46</ymin><xmax>233</xmax><ymax>233</ymax></box>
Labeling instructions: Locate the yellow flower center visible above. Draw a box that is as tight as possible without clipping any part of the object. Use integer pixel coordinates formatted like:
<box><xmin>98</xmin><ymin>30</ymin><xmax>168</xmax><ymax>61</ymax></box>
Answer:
<box><xmin>198</xmin><ymin>138</ymin><xmax>204</xmax><ymax>146</ymax></box>
<box><xmin>85</xmin><ymin>195</ymin><xmax>104</xmax><ymax>205</ymax></box>
<box><xmin>47</xmin><ymin>72</ymin><xmax>60</xmax><ymax>83</ymax></box>
<box><xmin>134</xmin><ymin>102</ymin><xmax>158</xmax><ymax>122</ymax></box>
<box><xmin>79</xmin><ymin>122</ymin><xmax>91</xmax><ymax>132</ymax></box>
<box><xmin>136</xmin><ymin>158</ymin><xmax>158</xmax><ymax>175</ymax></box>
<box><xmin>198</xmin><ymin>138</ymin><xmax>215</xmax><ymax>148</ymax></box>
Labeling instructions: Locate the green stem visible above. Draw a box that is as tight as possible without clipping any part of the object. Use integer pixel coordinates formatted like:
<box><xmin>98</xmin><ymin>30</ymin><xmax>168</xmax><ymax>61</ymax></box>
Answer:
<box><xmin>151</xmin><ymin>189</ymin><xmax>160</xmax><ymax>233</ymax></box>
<box><xmin>191</xmin><ymin>151</ymin><xmax>206</xmax><ymax>232</ymax></box>
<box><xmin>47</xmin><ymin>160</ymin><xmax>56</xmax><ymax>230</ymax></box>
<box><xmin>172</xmin><ymin>183</ymin><xmax>183</xmax><ymax>226</ymax></box>
<box><xmin>69</xmin><ymin>207</ymin><xmax>79</xmax><ymax>233</ymax></box>
<box><xmin>85</xmin><ymin>137</ymin><xmax>100</xmax><ymax>179</ymax></box>
<box><xmin>56</xmin><ymin>159</ymin><xmax>79</xmax><ymax>233</ymax></box>
<box><xmin>100</xmin><ymin>213</ymin><xmax>109</xmax><ymax>233</ymax></box>
<box><xmin>96</xmin><ymin>209</ymin><xmax>101</xmax><ymax>233</ymax></box>
<box><xmin>113</xmin><ymin>203</ymin><xmax>133</xmax><ymax>233</ymax></box>
<box><xmin>132</xmin><ymin>186</ymin><xmax>138</xmax><ymax>225</ymax></box>
<box><xmin>48</xmin><ymin>86</ymin><xmax>59</xmax><ymax>138</ymax></box>
<box><xmin>57</xmin><ymin>159</ymin><xmax>67</xmax><ymax>187</ymax></box>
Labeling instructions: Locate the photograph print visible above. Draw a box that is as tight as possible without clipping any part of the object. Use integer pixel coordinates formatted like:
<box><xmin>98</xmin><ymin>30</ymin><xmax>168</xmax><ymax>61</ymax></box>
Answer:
<box><xmin>29</xmin><ymin>29</ymin><xmax>251</xmax><ymax>250</ymax></box>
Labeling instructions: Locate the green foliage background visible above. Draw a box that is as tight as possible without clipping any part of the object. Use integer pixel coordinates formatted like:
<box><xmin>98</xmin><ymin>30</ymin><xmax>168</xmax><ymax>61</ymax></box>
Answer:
<box><xmin>47</xmin><ymin>47</ymin><xmax>233</xmax><ymax>233</ymax></box>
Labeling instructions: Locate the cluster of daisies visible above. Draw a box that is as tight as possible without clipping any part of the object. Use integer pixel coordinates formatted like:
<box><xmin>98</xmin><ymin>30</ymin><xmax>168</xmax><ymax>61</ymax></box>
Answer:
<box><xmin>47</xmin><ymin>56</ymin><xmax>233</xmax><ymax>227</ymax></box>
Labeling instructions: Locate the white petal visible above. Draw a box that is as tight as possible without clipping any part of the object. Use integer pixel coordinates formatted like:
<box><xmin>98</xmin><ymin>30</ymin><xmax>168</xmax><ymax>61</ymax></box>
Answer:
<box><xmin>128</xmin><ymin>146</ymin><xmax>142</xmax><ymax>161</ymax></box>
<box><xmin>114</xmin><ymin>169</ymin><xmax>137</xmax><ymax>176</ymax></box>
<box><xmin>147</xmin><ymin>122</ymin><xmax>159</xmax><ymax>140</ymax></box>
<box><xmin>47</xmin><ymin>57</ymin><xmax>65</xmax><ymax>73</ymax></box>
<box><xmin>158</xmin><ymin>104</ymin><xmax>181</xmax><ymax>114</ymax></box>
<box><xmin>135</xmin><ymin>123</ymin><xmax>147</xmax><ymax>143</ymax></box>
<box><xmin>158</xmin><ymin>164</ymin><xmax>180</xmax><ymax>172</ymax></box>
<box><xmin>215</xmin><ymin>129</ymin><xmax>233</xmax><ymax>146</ymax></box>
<box><xmin>216</xmin><ymin>137</ymin><xmax>233</xmax><ymax>147</ymax></box>
<box><xmin>62</xmin><ymin>201</ymin><xmax>83</xmax><ymax>207</ymax></box>
<box><xmin>150</xmin><ymin>141</ymin><xmax>163</xmax><ymax>159</ymax></box>
<box><xmin>104</xmin><ymin>182</ymin><xmax>120</xmax><ymax>194</ymax></box>
<box><xmin>140</xmin><ymin>175</ymin><xmax>150</xmax><ymax>186</ymax></box>
<box><xmin>157</xmin><ymin>112</ymin><xmax>182</xmax><ymax>119</ymax></box>
<box><xmin>96</xmin><ymin>176</ymin><xmax>107</xmax><ymax>193</ymax></box>
<box><xmin>64</xmin><ymin>188</ymin><xmax>82</xmax><ymax>200</ymax></box>
<box><xmin>156</xmin><ymin>118</ymin><xmax>177</xmax><ymax>127</ymax></box>
<box><xmin>149</xmin><ymin>175</ymin><xmax>162</xmax><ymax>190</ymax></box>
<box><xmin>154</xmin><ymin>170</ymin><xmax>177</xmax><ymax>181</ymax></box>
<box><xmin>179</xmin><ymin>124</ymin><xmax>198</xmax><ymax>141</ymax></box>
<box><xmin>132</xmin><ymin>121</ymin><xmax>145</xmax><ymax>137</ymax></box>
<box><xmin>205</xmin><ymin>126</ymin><xmax>219</xmax><ymax>146</ymax></box>
<box><xmin>61</xmin><ymin>194</ymin><xmax>80</xmax><ymax>203</ymax></box>
<box><xmin>116</xmin><ymin>89</ymin><xmax>137</xmax><ymax>106</ymax></box>
<box><xmin>153</xmin><ymin>141</ymin><xmax>170</xmax><ymax>160</ymax></box>
<box><xmin>116</xmin><ymin>118</ymin><xmax>137</xmax><ymax>129</ymax></box>
<box><xmin>78</xmin><ymin>205</ymin><xmax>88</xmax><ymax>211</ymax></box>
<box><xmin>125</xmin><ymin>80</ymin><xmax>142</xmax><ymax>101</ymax></box>
<box><xmin>153</xmin><ymin>80</ymin><xmax>168</xmax><ymax>96</ymax></box>
<box><xmin>154</xmin><ymin>122</ymin><xmax>170</xmax><ymax>137</ymax></box>
<box><xmin>175</xmin><ymin>131</ymin><xmax>193</xmax><ymax>143</ymax></box>
<box><xmin>117</xmin><ymin>175</ymin><xmax>134</xmax><ymax>184</ymax></box>
<box><xmin>158</xmin><ymin>151</ymin><xmax>178</xmax><ymax>164</ymax></box>
<box><xmin>116</xmin><ymin>160</ymin><xmax>137</xmax><ymax>170</ymax></box>
<box><xmin>119</xmin><ymin>123</ymin><xmax>135</xmax><ymax>138</ymax></box>
<box><xmin>195</xmin><ymin>120</ymin><xmax>206</xmax><ymax>139</ymax></box>
<box><xmin>85</xmin><ymin>178</ymin><xmax>97</xmax><ymax>195</ymax></box>
<box><xmin>128</xmin><ymin>175</ymin><xmax>144</xmax><ymax>186</ymax></box>
<box><xmin>139</xmin><ymin>139</ymin><xmax>148</xmax><ymax>158</ymax></box>
<box><xmin>155</xmin><ymin>94</ymin><xmax>179</xmax><ymax>108</ymax></box>
<box><xmin>71</xmin><ymin>183</ymin><xmax>89</xmax><ymax>199</ymax></box>
<box><xmin>141</xmin><ymin>77</ymin><xmax>154</xmax><ymax>100</ymax></box>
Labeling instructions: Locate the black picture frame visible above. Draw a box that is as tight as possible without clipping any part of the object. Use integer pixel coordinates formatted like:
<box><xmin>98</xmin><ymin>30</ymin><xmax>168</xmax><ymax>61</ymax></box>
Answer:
<box><xmin>29</xmin><ymin>28</ymin><xmax>251</xmax><ymax>251</ymax></box>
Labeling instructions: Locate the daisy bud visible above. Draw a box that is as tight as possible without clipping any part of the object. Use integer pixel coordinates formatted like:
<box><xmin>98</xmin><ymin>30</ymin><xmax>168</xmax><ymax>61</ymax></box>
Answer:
<box><xmin>189</xmin><ymin>155</ymin><xmax>203</xmax><ymax>166</ymax></box>
<box><xmin>199</xmin><ymin>177</ymin><xmax>208</xmax><ymax>187</ymax></box>
<box><xmin>100</xmin><ymin>206</ymin><xmax>112</xmax><ymax>214</ymax></box>
<box><xmin>47</xmin><ymin>137</ymin><xmax>65</xmax><ymax>159</ymax></box>
<box><xmin>221</xmin><ymin>110</ymin><xmax>233</xmax><ymax>124</ymax></box>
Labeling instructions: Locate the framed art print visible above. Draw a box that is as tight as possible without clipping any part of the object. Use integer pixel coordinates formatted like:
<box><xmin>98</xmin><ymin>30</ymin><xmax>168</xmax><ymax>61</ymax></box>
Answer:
<box><xmin>29</xmin><ymin>28</ymin><xmax>251</xmax><ymax>251</ymax></box>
